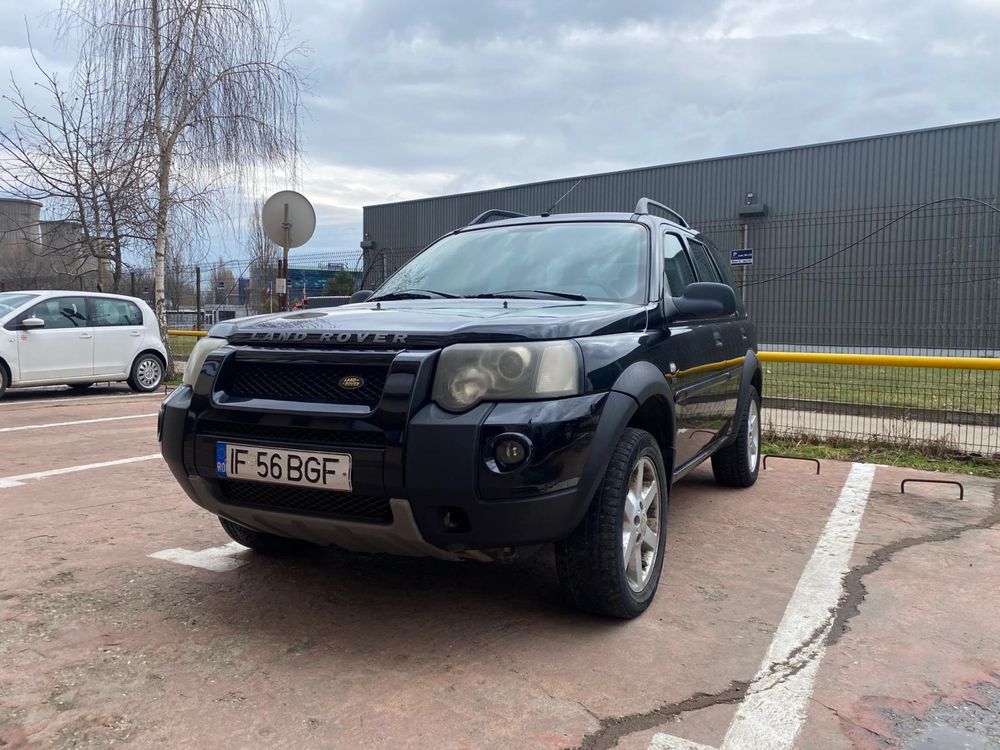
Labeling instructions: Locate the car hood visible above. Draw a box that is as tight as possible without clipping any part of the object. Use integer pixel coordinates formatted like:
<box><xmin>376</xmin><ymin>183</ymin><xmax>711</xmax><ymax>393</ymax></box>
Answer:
<box><xmin>216</xmin><ymin>299</ymin><xmax>648</xmax><ymax>348</ymax></box>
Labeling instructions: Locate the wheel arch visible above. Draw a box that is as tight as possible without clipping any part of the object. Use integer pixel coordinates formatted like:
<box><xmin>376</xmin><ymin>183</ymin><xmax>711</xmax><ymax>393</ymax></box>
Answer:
<box><xmin>574</xmin><ymin>361</ymin><xmax>677</xmax><ymax>519</ymax></box>
<box><xmin>729</xmin><ymin>350</ymin><xmax>762</xmax><ymax>447</ymax></box>
<box><xmin>0</xmin><ymin>355</ymin><xmax>11</xmax><ymax>385</ymax></box>
<box><xmin>134</xmin><ymin>348</ymin><xmax>167</xmax><ymax>369</ymax></box>
<box><xmin>625</xmin><ymin>393</ymin><xmax>676</xmax><ymax>478</ymax></box>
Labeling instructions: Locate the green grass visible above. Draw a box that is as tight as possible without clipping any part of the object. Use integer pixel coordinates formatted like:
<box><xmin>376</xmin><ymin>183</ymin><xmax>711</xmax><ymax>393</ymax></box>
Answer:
<box><xmin>764</xmin><ymin>361</ymin><xmax>1000</xmax><ymax>413</ymax></box>
<box><xmin>167</xmin><ymin>334</ymin><xmax>198</xmax><ymax>360</ymax></box>
<box><xmin>763</xmin><ymin>435</ymin><xmax>1000</xmax><ymax>480</ymax></box>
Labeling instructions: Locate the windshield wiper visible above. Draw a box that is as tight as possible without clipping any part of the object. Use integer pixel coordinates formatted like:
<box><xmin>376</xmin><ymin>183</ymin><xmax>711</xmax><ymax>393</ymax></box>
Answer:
<box><xmin>370</xmin><ymin>288</ymin><xmax>460</xmax><ymax>301</ymax></box>
<box><xmin>468</xmin><ymin>289</ymin><xmax>588</xmax><ymax>301</ymax></box>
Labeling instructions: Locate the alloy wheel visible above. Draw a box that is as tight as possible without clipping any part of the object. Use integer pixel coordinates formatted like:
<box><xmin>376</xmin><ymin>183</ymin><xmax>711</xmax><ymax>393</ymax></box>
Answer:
<box><xmin>747</xmin><ymin>399</ymin><xmax>760</xmax><ymax>472</ymax></box>
<box><xmin>621</xmin><ymin>455</ymin><xmax>660</xmax><ymax>592</ymax></box>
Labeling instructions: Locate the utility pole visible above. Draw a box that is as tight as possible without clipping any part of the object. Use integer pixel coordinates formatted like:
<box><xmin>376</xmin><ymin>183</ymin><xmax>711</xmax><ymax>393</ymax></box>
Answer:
<box><xmin>278</xmin><ymin>201</ymin><xmax>291</xmax><ymax>312</ymax></box>
<box><xmin>736</xmin><ymin>223</ymin><xmax>747</xmax><ymax>300</ymax></box>
<box><xmin>195</xmin><ymin>266</ymin><xmax>202</xmax><ymax>331</ymax></box>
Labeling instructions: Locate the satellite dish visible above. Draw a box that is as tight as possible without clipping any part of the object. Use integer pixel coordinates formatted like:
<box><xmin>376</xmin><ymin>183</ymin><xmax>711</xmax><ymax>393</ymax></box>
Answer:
<box><xmin>262</xmin><ymin>190</ymin><xmax>316</xmax><ymax>249</ymax></box>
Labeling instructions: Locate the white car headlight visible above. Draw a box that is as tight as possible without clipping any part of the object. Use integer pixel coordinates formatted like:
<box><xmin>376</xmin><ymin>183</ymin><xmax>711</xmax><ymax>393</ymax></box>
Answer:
<box><xmin>182</xmin><ymin>337</ymin><xmax>228</xmax><ymax>386</ymax></box>
<box><xmin>432</xmin><ymin>341</ymin><xmax>581</xmax><ymax>412</ymax></box>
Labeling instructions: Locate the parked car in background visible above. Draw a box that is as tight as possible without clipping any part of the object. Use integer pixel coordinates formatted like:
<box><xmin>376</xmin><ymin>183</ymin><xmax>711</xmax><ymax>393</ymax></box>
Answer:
<box><xmin>0</xmin><ymin>291</ymin><xmax>168</xmax><ymax>398</ymax></box>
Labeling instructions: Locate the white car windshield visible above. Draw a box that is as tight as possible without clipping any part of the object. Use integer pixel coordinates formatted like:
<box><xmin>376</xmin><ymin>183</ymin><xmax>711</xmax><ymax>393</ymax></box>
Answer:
<box><xmin>0</xmin><ymin>293</ymin><xmax>39</xmax><ymax>317</ymax></box>
<box><xmin>374</xmin><ymin>222</ymin><xmax>649</xmax><ymax>304</ymax></box>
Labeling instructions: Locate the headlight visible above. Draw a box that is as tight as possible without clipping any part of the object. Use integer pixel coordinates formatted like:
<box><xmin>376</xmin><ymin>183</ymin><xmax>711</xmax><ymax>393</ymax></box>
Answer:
<box><xmin>432</xmin><ymin>341</ymin><xmax>581</xmax><ymax>412</ymax></box>
<box><xmin>182</xmin><ymin>337</ymin><xmax>228</xmax><ymax>386</ymax></box>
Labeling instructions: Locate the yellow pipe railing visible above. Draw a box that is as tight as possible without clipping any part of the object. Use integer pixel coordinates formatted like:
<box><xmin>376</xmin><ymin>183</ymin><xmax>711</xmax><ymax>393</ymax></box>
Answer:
<box><xmin>758</xmin><ymin>351</ymin><xmax>1000</xmax><ymax>371</ymax></box>
<box><xmin>167</xmin><ymin>329</ymin><xmax>208</xmax><ymax>337</ymax></box>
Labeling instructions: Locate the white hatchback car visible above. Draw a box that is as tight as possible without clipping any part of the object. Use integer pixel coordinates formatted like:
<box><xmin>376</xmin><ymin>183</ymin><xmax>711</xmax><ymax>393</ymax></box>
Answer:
<box><xmin>0</xmin><ymin>291</ymin><xmax>168</xmax><ymax>398</ymax></box>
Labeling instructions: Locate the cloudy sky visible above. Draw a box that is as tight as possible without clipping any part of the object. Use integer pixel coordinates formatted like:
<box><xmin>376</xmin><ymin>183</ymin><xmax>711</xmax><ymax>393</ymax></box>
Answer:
<box><xmin>2</xmin><ymin>0</ymin><xmax>999</xmax><ymax>253</ymax></box>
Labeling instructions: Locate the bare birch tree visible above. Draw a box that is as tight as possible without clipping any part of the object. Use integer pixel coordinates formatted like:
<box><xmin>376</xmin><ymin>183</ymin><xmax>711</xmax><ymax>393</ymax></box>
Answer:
<box><xmin>60</xmin><ymin>0</ymin><xmax>303</xmax><ymax>365</ymax></box>
<box><xmin>0</xmin><ymin>55</ymin><xmax>151</xmax><ymax>292</ymax></box>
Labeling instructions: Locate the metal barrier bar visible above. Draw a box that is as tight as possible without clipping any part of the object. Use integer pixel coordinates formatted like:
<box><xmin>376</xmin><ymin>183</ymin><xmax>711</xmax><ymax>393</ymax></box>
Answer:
<box><xmin>900</xmin><ymin>478</ymin><xmax>965</xmax><ymax>500</ymax></box>
<box><xmin>762</xmin><ymin>454</ymin><xmax>821</xmax><ymax>474</ymax></box>
<box><xmin>167</xmin><ymin>329</ymin><xmax>208</xmax><ymax>337</ymax></box>
<box><xmin>758</xmin><ymin>351</ymin><xmax>1000</xmax><ymax>371</ymax></box>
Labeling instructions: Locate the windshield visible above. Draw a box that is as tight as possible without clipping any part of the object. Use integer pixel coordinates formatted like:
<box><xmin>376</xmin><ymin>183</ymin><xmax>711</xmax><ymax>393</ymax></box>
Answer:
<box><xmin>0</xmin><ymin>293</ymin><xmax>39</xmax><ymax>317</ymax></box>
<box><xmin>375</xmin><ymin>222</ymin><xmax>648</xmax><ymax>304</ymax></box>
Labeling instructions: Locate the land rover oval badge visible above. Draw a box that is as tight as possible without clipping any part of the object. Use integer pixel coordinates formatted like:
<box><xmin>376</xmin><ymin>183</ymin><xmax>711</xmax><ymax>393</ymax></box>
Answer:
<box><xmin>339</xmin><ymin>375</ymin><xmax>364</xmax><ymax>390</ymax></box>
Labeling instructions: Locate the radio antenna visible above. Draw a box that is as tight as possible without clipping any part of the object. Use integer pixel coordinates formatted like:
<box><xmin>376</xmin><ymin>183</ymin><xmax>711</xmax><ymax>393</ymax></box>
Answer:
<box><xmin>541</xmin><ymin>179</ymin><xmax>583</xmax><ymax>215</ymax></box>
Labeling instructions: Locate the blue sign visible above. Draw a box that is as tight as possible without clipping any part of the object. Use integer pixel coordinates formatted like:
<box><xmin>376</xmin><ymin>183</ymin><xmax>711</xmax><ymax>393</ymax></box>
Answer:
<box><xmin>731</xmin><ymin>248</ymin><xmax>754</xmax><ymax>266</ymax></box>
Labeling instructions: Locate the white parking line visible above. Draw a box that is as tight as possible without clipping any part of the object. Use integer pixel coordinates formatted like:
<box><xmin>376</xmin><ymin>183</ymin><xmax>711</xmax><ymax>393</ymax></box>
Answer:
<box><xmin>0</xmin><ymin>454</ymin><xmax>161</xmax><ymax>489</ymax></box>
<box><xmin>650</xmin><ymin>462</ymin><xmax>877</xmax><ymax>750</ymax></box>
<box><xmin>148</xmin><ymin>542</ymin><xmax>250</xmax><ymax>572</ymax></box>
<box><xmin>0</xmin><ymin>413</ymin><xmax>158</xmax><ymax>433</ymax></box>
<box><xmin>0</xmin><ymin>392</ymin><xmax>163</xmax><ymax>408</ymax></box>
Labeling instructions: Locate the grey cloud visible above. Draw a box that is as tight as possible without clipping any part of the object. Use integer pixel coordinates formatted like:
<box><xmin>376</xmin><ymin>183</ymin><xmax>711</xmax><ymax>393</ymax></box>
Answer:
<box><xmin>5</xmin><ymin>0</ymin><xmax>999</xmax><ymax>251</ymax></box>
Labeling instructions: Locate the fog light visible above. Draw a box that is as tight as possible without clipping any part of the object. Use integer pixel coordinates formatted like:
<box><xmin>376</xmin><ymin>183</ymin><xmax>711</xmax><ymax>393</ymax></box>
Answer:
<box><xmin>492</xmin><ymin>434</ymin><xmax>531</xmax><ymax>470</ymax></box>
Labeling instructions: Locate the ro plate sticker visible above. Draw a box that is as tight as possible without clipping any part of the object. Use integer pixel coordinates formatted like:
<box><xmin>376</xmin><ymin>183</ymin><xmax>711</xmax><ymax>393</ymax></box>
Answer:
<box><xmin>216</xmin><ymin>442</ymin><xmax>228</xmax><ymax>477</ymax></box>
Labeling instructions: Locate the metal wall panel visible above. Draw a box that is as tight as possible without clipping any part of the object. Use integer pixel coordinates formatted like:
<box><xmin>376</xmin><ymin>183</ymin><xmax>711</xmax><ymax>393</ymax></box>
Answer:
<box><xmin>362</xmin><ymin>119</ymin><xmax>1000</xmax><ymax>352</ymax></box>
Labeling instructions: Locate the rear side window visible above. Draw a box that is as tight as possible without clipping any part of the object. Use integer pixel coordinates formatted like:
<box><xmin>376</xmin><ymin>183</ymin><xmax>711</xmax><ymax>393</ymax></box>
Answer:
<box><xmin>687</xmin><ymin>240</ymin><xmax>722</xmax><ymax>283</ymax></box>
<box><xmin>663</xmin><ymin>233</ymin><xmax>696</xmax><ymax>296</ymax></box>
<box><xmin>91</xmin><ymin>298</ymin><xmax>143</xmax><ymax>326</ymax></box>
<box><xmin>23</xmin><ymin>297</ymin><xmax>91</xmax><ymax>329</ymax></box>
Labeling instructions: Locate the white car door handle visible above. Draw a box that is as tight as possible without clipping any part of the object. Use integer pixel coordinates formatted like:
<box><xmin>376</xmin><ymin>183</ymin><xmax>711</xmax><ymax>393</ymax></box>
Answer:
<box><xmin>79</xmin><ymin>333</ymin><xmax>93</xmax><ymax>339</ymax></box>
<box><xmin>130</xmin><ymin>331</ymin><xmax>142</xmax><ymax>336</ymax></box>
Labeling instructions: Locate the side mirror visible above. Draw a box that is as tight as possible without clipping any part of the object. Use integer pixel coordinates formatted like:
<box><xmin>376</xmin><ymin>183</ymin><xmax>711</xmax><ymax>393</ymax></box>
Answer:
<box><xmin>669</xmin><ymin>282</ymin><xmax>737</xmax><ymax>320</ymax></box>
<box><xmin>21</xmin><ymin>317</ymin><xmax>45</xmax><ymax>329</ymax></box>
<box><xmin>349</xmin><ymin>290</ymin><xmax>374</xmax><ymax>304</ymax></box>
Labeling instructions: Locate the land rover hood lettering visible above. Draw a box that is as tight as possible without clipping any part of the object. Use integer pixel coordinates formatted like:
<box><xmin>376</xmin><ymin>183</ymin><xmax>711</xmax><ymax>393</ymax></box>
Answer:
<box><xmin>243</xmin><ymin>331</ymin><xmax>408</xmax><ymax>344</ymax></box>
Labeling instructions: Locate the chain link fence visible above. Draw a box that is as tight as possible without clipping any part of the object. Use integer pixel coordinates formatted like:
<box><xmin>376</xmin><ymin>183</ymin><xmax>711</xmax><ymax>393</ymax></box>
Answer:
<box><xmin>704</xmin><ymin>199</ymin><xmax>1000</xmax><ymax>457</ymax></box>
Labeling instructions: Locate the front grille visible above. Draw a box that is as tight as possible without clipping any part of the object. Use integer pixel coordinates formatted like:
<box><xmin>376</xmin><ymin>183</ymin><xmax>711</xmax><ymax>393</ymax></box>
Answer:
<box><xmin>219</xmin><ymin>479</ymin><xmax>393</xmax><ymax>524</ymax></box>
<box><xmin>227</xmin><ymin>362</ymin><xmax>388</xmax><ymax>407</ymax></box>
<box><xmin>197</xmin><ymin>420</ymin><xmax>385</xmax><ymax>448</ymax></box>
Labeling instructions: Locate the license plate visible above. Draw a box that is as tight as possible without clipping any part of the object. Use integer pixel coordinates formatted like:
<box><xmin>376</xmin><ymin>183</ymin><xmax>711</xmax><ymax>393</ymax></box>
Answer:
<box><xmin>215</xmin><ymin>442</ymin><xmax>352</xmax><ymax>491</ymax></box>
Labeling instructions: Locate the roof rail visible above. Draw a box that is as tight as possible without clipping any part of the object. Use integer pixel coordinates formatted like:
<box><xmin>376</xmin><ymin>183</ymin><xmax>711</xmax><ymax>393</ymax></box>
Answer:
<box><xmin>633</xmin><ymin>198</ymin><xmax>689</xmax><ymax>228</ymax></box>
<box><xmin>467</xmin><ymin>209</ymin><xmax>527</xmax><ymax>226</ymax></box>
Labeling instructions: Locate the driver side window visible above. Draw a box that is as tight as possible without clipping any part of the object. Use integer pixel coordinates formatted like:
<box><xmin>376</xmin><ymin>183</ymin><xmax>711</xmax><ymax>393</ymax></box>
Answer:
<box><xmin>24</xmin><ymin>297</ymin><xmax>91</xmax><ymax>329</ymax></box>
<box><xmin>663</xmin><ymin>233</ymin><xmax>696</xmax><ymax>296</ymax></box>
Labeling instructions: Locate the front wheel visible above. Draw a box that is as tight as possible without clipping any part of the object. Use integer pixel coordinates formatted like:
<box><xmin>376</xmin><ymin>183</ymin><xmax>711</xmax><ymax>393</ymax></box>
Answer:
<box><xmin>127</xmin><ymin>353</ymin><xmax>164</xmax><ymax>393</ymax></box>
<box><xmin>711</xmin><ymin>386</ymin><xmax>761</xmax><ymax>487</ymax></box>
<box><xmin>555</xmin><ymin>428</ymin><xmax>668</xmax><ymax>619</ymax></box>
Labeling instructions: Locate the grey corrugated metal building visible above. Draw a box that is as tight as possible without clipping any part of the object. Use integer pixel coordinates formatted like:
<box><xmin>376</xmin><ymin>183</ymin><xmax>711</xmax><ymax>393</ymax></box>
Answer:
<box><xmin>362</xmin><ymin>119</ymin><xmax>1000</xmax><ymax>353</ymax></box>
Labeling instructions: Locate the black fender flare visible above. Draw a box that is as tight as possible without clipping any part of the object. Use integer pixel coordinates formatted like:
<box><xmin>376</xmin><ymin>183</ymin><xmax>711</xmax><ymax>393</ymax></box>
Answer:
<box><xmin>571</xmin><ymin>362</ymin><xmax>676</xmax><ymax>528</ymax></box>
<box><xmin>725</xmin><ymin>350</ymin><xmax>762</xmax><ymax>446</ymax></box>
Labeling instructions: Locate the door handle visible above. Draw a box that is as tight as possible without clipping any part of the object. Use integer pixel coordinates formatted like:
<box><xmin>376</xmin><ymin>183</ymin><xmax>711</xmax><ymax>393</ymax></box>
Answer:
<box><xmin>79</xmin><ymin>333</ymin><xmax>93</xmax><ymax>339</ymax></box>
<box><xmin>130</xmin><ymin>331</ymin><xmax>142</xmax><ymax>336</ymax></box>
<box><xmin>713</xmin><ymin>330</ymin><xmax>723</xmax><ymax>347</ymax></box>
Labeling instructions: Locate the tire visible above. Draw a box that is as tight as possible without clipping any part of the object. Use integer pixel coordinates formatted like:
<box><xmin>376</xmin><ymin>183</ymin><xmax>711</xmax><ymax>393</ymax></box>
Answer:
<box><xmin>69</xmin><ymin>382</ymin><xmax>94</xmax><ymax>392</ymax></box>
<box><xmin>0</xmin><ymin>365</ymin><xmax>7</xmax><ymax>400</ymax></box>
<box><xmin>218</xmin><ymin>516</ymin><xmax>294</xmax><ymax>555</ymax></box>
<box><xmin>127</xmin><ymin>353</ymin><xmax>164</xmax><ymax>393</ymax></box>
<box><xmin>711</xmin><ymin>386</ymin><xmax>761</xmax><ymax>487</ymax></box>
<box><xmin>555</xmin><ymin>428</ymin><xmax>668</xmax><ymax>619</ymax></box>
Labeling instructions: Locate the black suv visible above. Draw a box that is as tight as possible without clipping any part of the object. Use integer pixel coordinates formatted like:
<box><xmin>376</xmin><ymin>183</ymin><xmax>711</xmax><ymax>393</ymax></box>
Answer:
<box><xmin>159</xmin><ymin>199</ymin><xmax>762</xmax><ymax>618</ymax></box>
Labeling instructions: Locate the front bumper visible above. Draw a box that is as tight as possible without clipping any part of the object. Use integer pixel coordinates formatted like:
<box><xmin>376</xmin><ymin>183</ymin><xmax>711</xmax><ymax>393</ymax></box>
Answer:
<box><xmin>159</xmin><ymin>347</ymin><xmax>633</xmax><ymax>554</ymax></box>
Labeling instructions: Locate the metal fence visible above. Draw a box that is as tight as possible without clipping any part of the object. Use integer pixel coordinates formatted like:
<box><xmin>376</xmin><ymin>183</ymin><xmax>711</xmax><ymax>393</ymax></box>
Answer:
<box><xmin>69</xmin><ymin>251</ymin><xmax>365</xmax><ymax>328</ymax></box>
<box><xmin>710</xmin><ymin>199</ymin><xmax>999</xmax><ymax>457</ymax></box>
